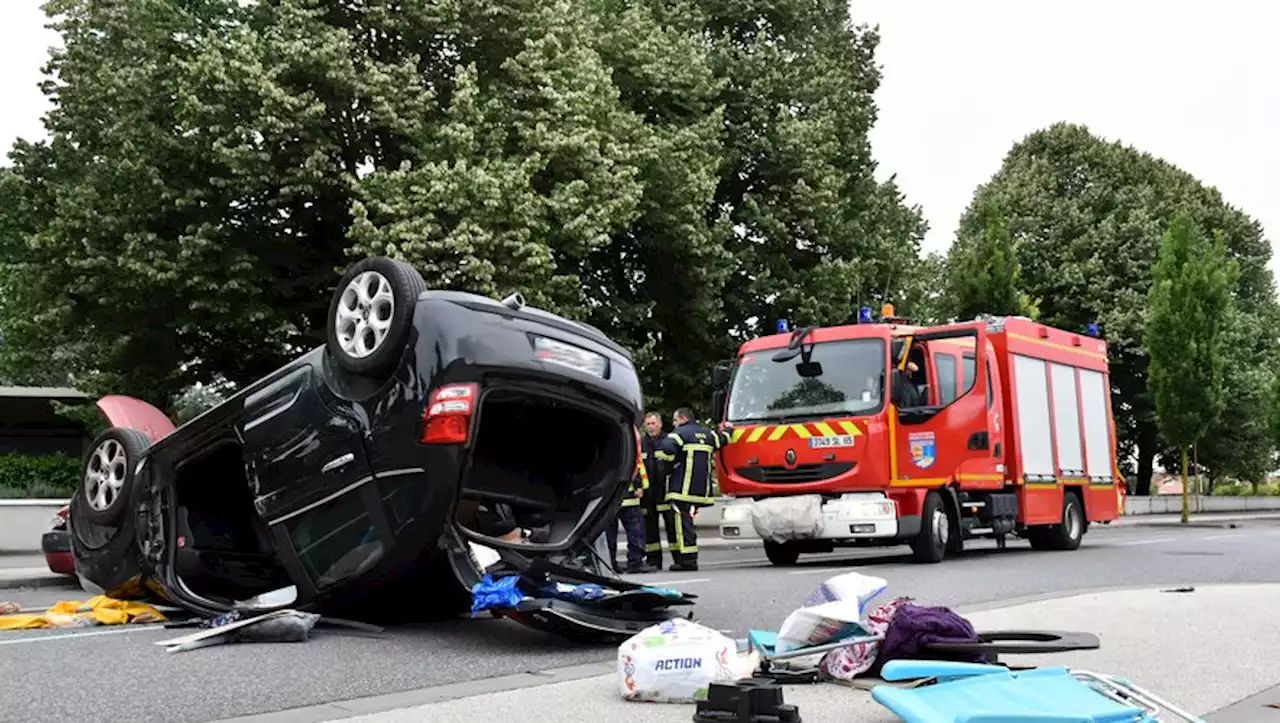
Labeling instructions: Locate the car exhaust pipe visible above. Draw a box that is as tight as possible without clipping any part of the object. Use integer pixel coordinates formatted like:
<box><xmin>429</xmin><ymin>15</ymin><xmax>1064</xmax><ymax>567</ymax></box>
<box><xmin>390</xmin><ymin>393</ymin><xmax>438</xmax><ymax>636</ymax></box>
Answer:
<box><xmin>501</xmin><ymin>292</ymin><xmax>525</xmax><ymax>311</ymax></box>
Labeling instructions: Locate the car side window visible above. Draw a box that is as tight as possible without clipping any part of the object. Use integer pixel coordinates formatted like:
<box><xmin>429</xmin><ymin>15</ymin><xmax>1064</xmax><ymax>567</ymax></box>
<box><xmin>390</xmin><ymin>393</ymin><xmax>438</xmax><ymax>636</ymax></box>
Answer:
<box><xmin>962</xmin><ymin>353</ymin><xmax>976</xmax><ymax>394</ymax></box>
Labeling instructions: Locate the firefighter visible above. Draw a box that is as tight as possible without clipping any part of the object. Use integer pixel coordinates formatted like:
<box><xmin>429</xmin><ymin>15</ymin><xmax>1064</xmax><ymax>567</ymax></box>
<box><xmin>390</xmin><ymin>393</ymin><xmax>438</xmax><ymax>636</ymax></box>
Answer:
<box><xmin>638</xmin><ymin>411</ymin><xmax>670</xmax><ymax>569</ymax></box>
<box><xmin>654</xmin><ymin>407</ymin><xmax>733</xmax><ymax>572</ymax></box>
<box><xmin>607</xmin><ymin>430</ymin><xmax>657</xmax><ymax>574</ymax></box>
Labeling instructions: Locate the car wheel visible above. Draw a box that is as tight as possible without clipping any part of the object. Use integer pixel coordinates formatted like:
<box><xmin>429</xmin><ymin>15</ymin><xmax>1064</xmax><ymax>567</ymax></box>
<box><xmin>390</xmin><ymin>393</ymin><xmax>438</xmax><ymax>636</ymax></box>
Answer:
<box><xmin>910</xmin><ymin>490</ymin><xmax>949</xmax><ymax>563</ymax></box>
<box><xmin>763</xmin><ymin>540</ymin><xmax>801</xmax><ymax>566</ymax></box>
<box><xmin>78</xmin><ymin>427</ymin><xmax>150</xmax><ymax>527</ymax></box>
<box><xmin>69</xmin><ymin>430</ymin><xmax>151</xmax><ymax>597</ymax></box>
<box><xmin>327</xmin><ymin>256</ymin><xmax>427</xmax><ymax>378</ymax></box>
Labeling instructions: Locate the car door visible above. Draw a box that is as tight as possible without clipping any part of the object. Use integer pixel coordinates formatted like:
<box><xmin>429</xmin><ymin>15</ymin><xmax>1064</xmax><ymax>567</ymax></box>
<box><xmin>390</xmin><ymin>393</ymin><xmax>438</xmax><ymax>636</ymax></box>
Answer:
<box><xmin>236</xmin><ymin>359</ymin><xmax>384</xmax><ymax>593</ymax></box>
<box><xmin>891</xmin><ymin>322</ymin><xmax>995</xmax><ymax>485</ymax></box>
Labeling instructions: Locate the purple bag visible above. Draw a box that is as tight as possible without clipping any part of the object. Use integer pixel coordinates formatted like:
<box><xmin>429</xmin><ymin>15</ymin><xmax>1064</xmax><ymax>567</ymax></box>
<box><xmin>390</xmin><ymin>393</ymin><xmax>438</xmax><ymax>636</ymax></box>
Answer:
<box><xmin>870</xmin><ymin>602</ymin><xmax>985</xmax><ymax>675</ymax></box>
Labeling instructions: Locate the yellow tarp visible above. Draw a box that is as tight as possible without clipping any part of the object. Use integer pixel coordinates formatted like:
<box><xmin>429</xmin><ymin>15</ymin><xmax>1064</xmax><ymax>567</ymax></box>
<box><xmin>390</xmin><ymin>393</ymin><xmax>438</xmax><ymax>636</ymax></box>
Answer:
<box><xmin>0</xmin><ymin>595</ymin><xmax>167</xmax><ymax>630</ymax></box>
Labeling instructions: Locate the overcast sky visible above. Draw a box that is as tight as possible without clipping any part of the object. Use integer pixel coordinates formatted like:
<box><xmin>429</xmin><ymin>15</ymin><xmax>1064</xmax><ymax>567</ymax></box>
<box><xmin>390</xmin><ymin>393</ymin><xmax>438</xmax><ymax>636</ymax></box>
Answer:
<box><xmin>2</xmin><ymin>0</ymin><xmax>1275</xmax><ymax>276</ymax></box>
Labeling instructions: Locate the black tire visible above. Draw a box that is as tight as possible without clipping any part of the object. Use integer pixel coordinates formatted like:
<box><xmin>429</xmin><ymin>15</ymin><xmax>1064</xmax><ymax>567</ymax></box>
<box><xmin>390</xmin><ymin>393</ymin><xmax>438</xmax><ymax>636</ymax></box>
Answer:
<box><xmin>1047</xmin><ymin>491</ymin><xmax>1086</xmax><ymax>551</ymax></box>
<box><xmin>77</xmin><ymin>427</ymin><xmax>150</xmax><ymax>526</ymax></box>
<box><xmin>944</xmin><ymin>490</ymin><xmax>965</xmax><ymax>555</ymax></box>
<box><xmin>326</xmin><ymin>256</ymin><xmax>427</xmax><ymax>378</ymax></box>
<box><xmin>764</xmin><ymin>540</ymin><xmax>801</xmax><ymax>566</ymax></box>
<box><xmin>911</xmin><ymin>491</ymin><xmax>949</xmax><ymax>563</ymax></box>
<box><xmin>69</xmin><ymin>429</ymin><xmax>152</xmax><ymax>598</ymax></box>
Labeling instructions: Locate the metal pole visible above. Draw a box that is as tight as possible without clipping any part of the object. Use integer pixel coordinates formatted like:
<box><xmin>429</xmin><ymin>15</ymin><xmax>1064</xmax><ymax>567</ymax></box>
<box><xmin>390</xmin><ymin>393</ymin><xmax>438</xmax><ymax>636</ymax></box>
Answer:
<box><xmin>765</xmin><ymin>634</ymin><xmax>886</xmax><ymax>663</ymax></box>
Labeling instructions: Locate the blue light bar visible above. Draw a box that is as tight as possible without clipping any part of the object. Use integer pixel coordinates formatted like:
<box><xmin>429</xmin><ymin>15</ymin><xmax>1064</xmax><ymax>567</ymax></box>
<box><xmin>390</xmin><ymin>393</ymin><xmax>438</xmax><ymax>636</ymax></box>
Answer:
<box><xmin>776</xmin><ymin>318</ymin><xmax>789</xmax><ymax>333</ymax></box>
<box><xmin>858</xmin><ymin>306</ymin><xmax>873</xmax><ymax>324</ymax></box>
<box><xmin>1087</xmin><ymin>322</ymin><xmax>1100</xmax><ymax>337</ymax></box>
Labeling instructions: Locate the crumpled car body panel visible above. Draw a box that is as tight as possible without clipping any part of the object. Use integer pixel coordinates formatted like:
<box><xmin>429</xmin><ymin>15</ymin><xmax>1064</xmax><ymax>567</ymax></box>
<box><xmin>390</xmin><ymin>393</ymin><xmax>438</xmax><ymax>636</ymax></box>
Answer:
<box><xmin>70</xmin><ymin>289</ymin><xmax>693</xmax><ymax>640</ymax></box>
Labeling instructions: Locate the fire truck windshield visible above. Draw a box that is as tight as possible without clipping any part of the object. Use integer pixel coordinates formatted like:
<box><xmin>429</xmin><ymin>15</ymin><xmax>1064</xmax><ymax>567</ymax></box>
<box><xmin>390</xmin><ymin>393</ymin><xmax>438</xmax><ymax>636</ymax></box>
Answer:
<box><xmin>725</xmin><ymin>338</ymin><xmax>887</xmax><ymax>423</ymax></box>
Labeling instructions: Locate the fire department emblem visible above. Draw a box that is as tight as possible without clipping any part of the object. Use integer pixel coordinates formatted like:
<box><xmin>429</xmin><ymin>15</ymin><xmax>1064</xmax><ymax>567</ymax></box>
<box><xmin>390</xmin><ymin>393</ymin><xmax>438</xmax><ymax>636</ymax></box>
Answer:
<box><xmin>908</xmin><ymin>431</ymin><xmax>935</xmax><ymax>470</ymax></box>
<box><xmin>785</xmin><ymin>449</ymin><xmax>797</xmax><ymax>465</ymax></box>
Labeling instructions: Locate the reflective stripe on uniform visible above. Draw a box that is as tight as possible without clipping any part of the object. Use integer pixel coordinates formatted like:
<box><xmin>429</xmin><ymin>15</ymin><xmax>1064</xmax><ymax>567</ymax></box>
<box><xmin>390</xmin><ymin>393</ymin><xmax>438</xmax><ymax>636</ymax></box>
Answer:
<box><xmin>679</xmin><ymin>443</ymin><xmax>714</xmax><ymax>497</ymax></box>
<box><xmin>666</xmin><ymin>492</ymin><xmax>714</xmax><ymax>505</ymax></box>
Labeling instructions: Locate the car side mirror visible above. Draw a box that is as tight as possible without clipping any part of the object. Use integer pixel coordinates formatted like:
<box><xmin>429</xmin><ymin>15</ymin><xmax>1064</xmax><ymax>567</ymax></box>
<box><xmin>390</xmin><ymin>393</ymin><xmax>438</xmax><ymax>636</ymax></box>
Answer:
<box><xmin>710</xmin><ymin>390</ymin><xmax>726</xmax><ymax>425</ymax></box>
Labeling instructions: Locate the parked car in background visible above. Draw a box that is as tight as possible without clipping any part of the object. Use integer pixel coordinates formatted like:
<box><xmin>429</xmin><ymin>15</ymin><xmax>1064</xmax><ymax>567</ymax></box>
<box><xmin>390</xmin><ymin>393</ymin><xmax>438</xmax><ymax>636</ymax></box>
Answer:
<box><xmin>42</xmin><ymin>504</ymin><xmax>74</xmax><ymax>576</ymax></box>
<box><xmin>70</xmin><ymin>255</ymin><xmax>694</xmax><ymax>640</ymax></box>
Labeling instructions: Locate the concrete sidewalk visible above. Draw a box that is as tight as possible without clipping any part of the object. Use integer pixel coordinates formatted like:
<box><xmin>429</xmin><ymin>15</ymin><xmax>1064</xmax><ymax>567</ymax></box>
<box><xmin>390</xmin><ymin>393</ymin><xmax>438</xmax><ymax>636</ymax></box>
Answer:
<box><xmin>259</xmin><ymin>583</ymin><xmax>1280</xmax><ymax>723</ymax></box>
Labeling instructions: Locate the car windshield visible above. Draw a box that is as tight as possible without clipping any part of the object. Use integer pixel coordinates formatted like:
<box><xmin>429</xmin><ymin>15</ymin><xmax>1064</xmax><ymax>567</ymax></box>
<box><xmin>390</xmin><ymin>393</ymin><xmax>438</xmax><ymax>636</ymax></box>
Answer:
<box><xmin>725</xmin><ymin>338</ymin><xmax>887</xmax><ymax>423</ymax></box>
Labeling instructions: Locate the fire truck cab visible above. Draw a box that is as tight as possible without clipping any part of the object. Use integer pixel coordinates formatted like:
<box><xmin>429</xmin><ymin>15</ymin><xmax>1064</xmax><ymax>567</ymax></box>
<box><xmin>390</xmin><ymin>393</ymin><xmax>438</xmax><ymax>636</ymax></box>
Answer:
<box><xmin>710</xmin><ymin>311</ymin><xmax>1125</xmax><ymax>565</ymax></box>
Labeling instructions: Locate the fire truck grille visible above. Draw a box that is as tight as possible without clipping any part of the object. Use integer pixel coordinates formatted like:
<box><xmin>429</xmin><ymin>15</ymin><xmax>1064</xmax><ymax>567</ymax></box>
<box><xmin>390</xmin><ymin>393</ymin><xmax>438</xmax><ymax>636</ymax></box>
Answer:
<box><xmin>734</xmin><ymin>462</ymin><xmax>854</xmax><ymax>484</ymax></box>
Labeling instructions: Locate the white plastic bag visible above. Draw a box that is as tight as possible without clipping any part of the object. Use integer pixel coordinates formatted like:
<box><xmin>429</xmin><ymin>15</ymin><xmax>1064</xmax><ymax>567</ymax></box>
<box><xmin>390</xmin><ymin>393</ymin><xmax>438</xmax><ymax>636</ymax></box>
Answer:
<box><xmin>803</xmin><ymin>571</ymin><xmax>887</xmax><ymax>609</ymax></box>
<box><xmin>617</xmin><ymin>618</ymin><xmax>758</xmax><ymax>703</ymax></box>
<box><xmin>748</xmin><ymin>494</ymin><xmax>824</xmax><ymax>543</ymax></box>
<box><xmin>774</xmin><ymin>572</ymin><xmax>887</xmax><ymax>654</ymax></box>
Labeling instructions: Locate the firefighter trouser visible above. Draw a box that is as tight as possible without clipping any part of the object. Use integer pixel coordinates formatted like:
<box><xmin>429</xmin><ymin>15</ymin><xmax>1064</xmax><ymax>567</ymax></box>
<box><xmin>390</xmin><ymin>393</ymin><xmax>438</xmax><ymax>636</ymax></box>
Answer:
<box><xmin>606</xmin><ymin>507</ymin><xmax>646</xmax><ymax>571</ymax></box>
<box><xmin>642</xmin><ymin>486</ymin><xmax>668</xmax><ymax>567</ymax></box>
<box><xmin>662</xmin><ymin>500</ymin><xmax>698</xmax><ymax>565</ymax></box>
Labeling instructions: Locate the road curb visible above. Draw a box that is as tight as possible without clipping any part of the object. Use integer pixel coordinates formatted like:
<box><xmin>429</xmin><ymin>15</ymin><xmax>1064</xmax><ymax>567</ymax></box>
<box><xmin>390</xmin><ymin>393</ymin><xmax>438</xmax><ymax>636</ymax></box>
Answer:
<box><xmin>0</xmin><ymin>572</ymin><xmax>78</xmax><ymax>591</ymax></box>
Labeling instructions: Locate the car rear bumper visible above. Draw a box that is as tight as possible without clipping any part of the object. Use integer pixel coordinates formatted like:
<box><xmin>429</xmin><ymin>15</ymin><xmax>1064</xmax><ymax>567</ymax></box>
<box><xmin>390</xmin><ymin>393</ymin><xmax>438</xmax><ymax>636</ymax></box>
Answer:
<box><xmin>42</xmin><ymin>530</ymin><xmax>75</xmax><ymax>576</ymax></box>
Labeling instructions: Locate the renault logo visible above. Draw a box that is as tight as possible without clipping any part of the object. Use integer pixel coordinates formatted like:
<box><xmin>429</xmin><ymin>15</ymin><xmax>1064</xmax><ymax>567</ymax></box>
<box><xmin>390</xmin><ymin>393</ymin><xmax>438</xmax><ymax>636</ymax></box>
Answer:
<box><xmin>785</xmin><ymin>449</ymin><xmax>797</xmax><ymax>465</ymax></box>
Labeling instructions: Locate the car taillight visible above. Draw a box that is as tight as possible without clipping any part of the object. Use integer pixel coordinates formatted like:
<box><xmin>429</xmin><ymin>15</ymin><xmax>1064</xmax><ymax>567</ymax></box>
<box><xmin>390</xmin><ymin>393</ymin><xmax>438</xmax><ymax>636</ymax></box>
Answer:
<box><xmin>421</xmin><ymin>383</ymin><xmax>478</xmax><ymax>445</ymax></box>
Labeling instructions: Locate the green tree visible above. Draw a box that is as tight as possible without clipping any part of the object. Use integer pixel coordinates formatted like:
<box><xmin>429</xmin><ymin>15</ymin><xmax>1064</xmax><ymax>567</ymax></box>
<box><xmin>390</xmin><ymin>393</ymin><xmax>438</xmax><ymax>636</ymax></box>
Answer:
<box><xmin>959</xmin><ymin>123</ymin><xmax>1276</xmax><ymax>495</ymax></box>
<box><xmin>1194</xmin><ymin>307</ymin><xmax>1277</xmax><ymax>491</ymax></box>
<box><xmin>1144</xmin><ymin>214</ymin><xmax>1236</xmax><ymax>522</ymax></box>
<box><xmin>0</xmin><ymin>0</ymin><xmax>430</xmax><ymax>411</ymax></box>
<box><xmin>656</xmin><ymin>0</ymin><xmax>927</xmax><ymax>354</ymax></box>
<box><xmin>945</xmin><ymin>198</ymin><xmax>1039</xmax><ymax>321</ymax></box>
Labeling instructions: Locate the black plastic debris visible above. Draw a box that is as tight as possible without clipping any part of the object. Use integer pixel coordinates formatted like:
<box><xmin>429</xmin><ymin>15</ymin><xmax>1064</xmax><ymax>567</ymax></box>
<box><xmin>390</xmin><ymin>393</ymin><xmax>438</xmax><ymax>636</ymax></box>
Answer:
<box><xmin>1161</xmin><ymin>586</ymin><xmax>1195</xmax><ymax>593</ymax></box>
<box><xmin>692</xmin><ymin>679</ymin><xmax>801</xmax><ymax>723</ymax></box>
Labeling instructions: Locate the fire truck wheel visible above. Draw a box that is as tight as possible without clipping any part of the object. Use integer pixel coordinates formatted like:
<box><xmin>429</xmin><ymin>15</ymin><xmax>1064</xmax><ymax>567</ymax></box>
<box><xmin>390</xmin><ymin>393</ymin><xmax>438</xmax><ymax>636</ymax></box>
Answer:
<box><xmin>1052</xmin><ymin>492</ymin><xmax>1086</xmax><ymax>551</ymax></box>
<box><xmin>911</xmin><ymin>491</ymin><xmax>949</xmax><ymax>563</ymax></box>
<box><xmin>764</xmin><ymin>540</ymin><xmax>801</xmax><ymax>566</ymax></box>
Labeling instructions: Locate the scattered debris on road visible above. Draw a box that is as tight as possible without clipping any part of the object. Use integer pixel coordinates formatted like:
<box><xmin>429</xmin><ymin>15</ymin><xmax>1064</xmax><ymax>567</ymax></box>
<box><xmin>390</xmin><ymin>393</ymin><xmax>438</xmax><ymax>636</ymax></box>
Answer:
<box><xmin>693</xmin><ymin>679</ymin><xmax>801</xmax><ymax>723</ymax></box>
<box><xmin>1162</xmin><ymin>586</ymin><xmax>1196</xmax><ymax>593</ymax></box>
<box><xmin>618</xmin><ymin>618</ymin><xmax>760</xmax><ymax>703</ymax></box>
<box><xmin>156</xmin><ymin>609</ymin><xmax>321</xmax><ymax>653</ymax></box>
<box><xmin>0</xmin><ymin>594</ymin><xmax>165</xmax><ymax>629</ymax></box>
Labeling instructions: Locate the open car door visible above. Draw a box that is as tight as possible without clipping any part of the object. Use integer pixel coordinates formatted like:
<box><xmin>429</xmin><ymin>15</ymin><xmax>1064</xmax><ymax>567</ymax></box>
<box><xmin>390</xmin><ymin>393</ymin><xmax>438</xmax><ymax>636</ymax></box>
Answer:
<box><xmin>889</xmin><ymin>321</ymin><xmax>1002</xmax><ymax>487</ymax></box>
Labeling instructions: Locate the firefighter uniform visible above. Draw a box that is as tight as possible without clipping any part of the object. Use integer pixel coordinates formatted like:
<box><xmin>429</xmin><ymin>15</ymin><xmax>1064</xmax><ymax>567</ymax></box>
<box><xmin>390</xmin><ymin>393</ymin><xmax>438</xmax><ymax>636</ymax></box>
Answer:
<box><xmin>606</xmin><ymin>445</ymin><xmax>651</xmax><ymax>573</ymax></box>
<box><xmin>655</xmin><ymin>420</ymin><xmax>732</xmax><ymax>570</ymax></box>
<box><xmin>638</xmin><ymin>432</ymin><xmax>670</xmax><ymax>569</ymax></box>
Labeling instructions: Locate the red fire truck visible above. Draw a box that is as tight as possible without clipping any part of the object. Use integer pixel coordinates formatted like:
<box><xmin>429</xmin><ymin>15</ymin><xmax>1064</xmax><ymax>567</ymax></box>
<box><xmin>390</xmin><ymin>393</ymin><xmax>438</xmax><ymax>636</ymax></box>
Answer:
<box><xmin>710</xmin><ymin>308</ymin><xmax>1126</xmax><ymax>565</ymax></box>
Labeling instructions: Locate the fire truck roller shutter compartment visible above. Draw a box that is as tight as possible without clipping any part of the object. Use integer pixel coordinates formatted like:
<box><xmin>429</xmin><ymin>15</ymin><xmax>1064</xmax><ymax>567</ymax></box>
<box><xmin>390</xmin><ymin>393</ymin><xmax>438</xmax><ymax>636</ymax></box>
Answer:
<box><xmin>1049</xmin><ymin>363</ymin><xmax>1085</xmax><ymax>477</ymax></box>
<box><xmin>1078</xmin><ymin>369</ymin><xmax>1113</xmax><ymax>481</ymax></box>
<box><xmin>1012</xmin><ymin>355</ymin><xmax>1055</xmax><ymax>482</ymax></box>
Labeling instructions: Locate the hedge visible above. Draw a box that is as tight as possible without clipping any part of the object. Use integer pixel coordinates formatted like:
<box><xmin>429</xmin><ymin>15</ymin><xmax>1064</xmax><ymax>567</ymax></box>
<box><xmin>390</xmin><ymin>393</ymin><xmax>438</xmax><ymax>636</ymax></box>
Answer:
<box><xmin>0</xmin><ymin>453</ymin><xmax>80</xmax><ymax>499</ymax></box>
<box><xmin>1211</xmin><ymin>482</ymin><xmax>1280</xmax><ymax>497</ymax></box>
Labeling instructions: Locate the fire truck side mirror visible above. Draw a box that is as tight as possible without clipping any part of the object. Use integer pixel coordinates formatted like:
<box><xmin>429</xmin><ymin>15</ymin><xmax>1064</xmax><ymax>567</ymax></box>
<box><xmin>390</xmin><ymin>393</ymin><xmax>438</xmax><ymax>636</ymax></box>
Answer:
<box><xmin>710</xmin><ymin>390</ymin><xmax>727</xmax><ymax>425</ymax></box>
<box><xmin>712</xmin><ymin>360</ymin><xmax>733</xmax><ymax>388</ymax></box>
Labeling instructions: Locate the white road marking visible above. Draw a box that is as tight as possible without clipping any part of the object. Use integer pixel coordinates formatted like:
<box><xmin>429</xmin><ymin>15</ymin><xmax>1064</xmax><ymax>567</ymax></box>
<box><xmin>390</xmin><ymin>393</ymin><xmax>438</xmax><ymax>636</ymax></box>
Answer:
<box><xmin>0</xmin><ymin>625</ymin><xmax>163</xmax><ymax>646</ymax></box>
<box><xmin>1198</xmin><ymin>533</ymin><xmax>1243</xmax><ymax>541</ymax></box>
<box><xmin>788</xmin><ymin>568</ymin><xmax>848</xmax><ymax>576</ymax></box>
<box><xmin>644</xmin><ymin>577</ymin><xmax>711</xmax><ymax>586</ymax></box>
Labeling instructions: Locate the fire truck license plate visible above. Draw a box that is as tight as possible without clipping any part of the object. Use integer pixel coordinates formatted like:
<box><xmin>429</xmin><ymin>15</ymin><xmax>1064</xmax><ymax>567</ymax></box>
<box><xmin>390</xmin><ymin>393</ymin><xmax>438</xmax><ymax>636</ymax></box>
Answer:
<box><xmin>809</xmin><ymin>435</ymin><xmax>854</xmax><ymax>449</ymax></box>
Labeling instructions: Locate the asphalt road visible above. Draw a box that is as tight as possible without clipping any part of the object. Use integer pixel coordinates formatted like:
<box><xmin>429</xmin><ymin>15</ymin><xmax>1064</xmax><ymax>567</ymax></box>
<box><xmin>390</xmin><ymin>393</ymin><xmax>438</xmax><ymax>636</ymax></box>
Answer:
<box><xmin>4</xmin><ymin>518</ymin><xmax>1280</xmax><ymax>723</ymax></box>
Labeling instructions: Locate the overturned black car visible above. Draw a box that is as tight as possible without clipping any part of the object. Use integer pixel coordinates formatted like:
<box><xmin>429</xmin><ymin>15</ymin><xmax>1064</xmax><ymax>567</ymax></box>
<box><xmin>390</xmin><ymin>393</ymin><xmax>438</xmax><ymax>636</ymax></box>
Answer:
<box><xmin>71</xmin><ymin>256</ymin><xmax>694</xmax><ymax>640</ymax></box>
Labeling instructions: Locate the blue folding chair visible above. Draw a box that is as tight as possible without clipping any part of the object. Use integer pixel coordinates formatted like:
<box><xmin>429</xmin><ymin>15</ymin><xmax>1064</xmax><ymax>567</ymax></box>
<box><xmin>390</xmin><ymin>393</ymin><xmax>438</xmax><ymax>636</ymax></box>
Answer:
<box><xmin>871</xmin><ymin>660</ymin><xmax>1205</xmax><ymax>723</ymax></box>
